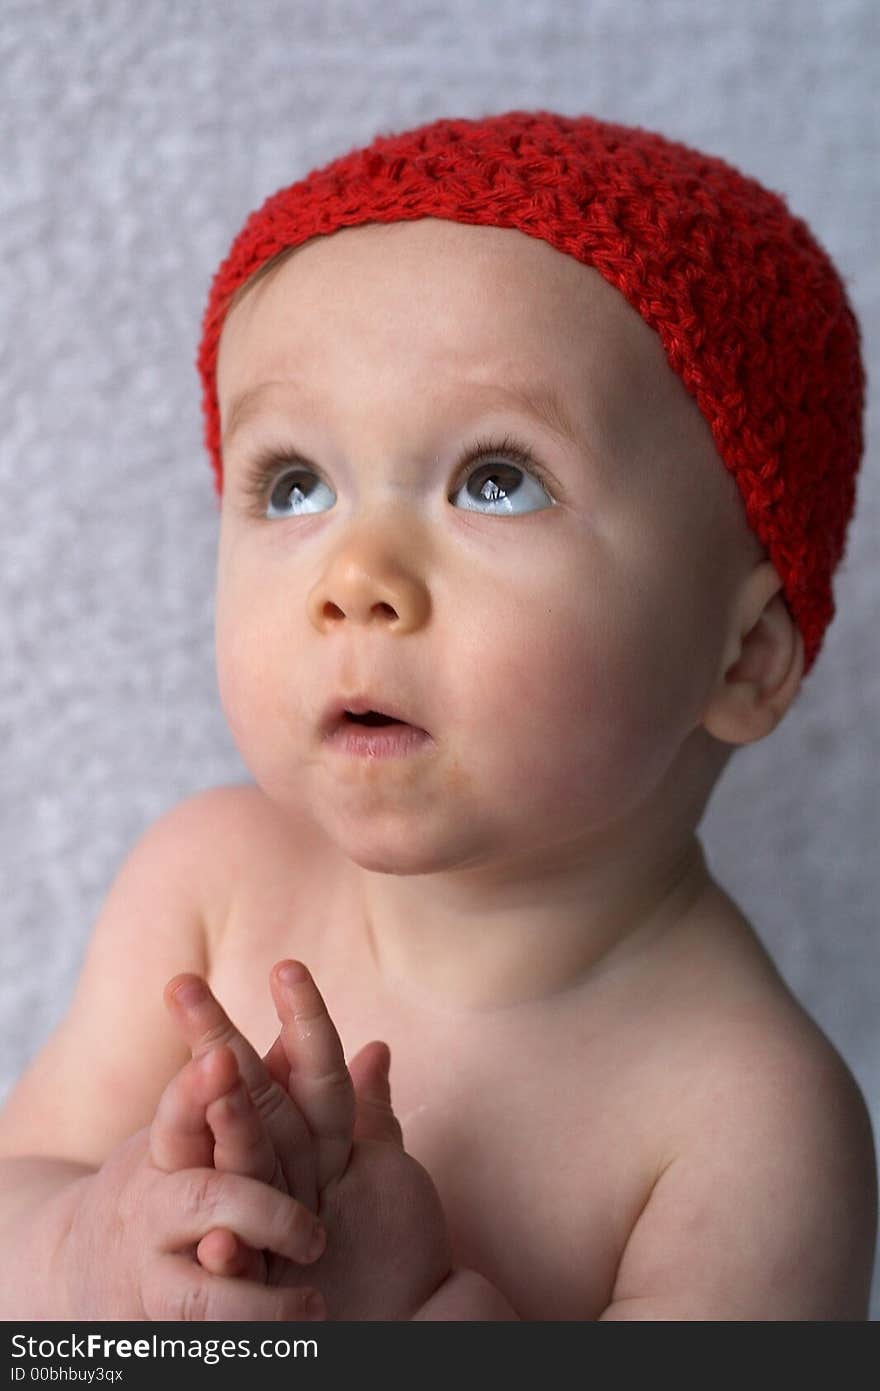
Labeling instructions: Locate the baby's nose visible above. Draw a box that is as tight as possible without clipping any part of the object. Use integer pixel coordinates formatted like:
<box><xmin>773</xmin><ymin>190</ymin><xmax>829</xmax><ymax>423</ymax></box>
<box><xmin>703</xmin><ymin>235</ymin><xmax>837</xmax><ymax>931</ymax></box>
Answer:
<box><xmin>306</xmin><ymin>550</ymin><xmax>430</xmax><ymax>635</ymax></box>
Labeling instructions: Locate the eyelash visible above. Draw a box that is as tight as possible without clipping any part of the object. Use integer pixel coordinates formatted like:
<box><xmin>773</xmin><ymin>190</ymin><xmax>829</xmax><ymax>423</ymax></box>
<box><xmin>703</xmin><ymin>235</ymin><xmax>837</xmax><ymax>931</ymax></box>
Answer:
<box><xmin>455</xmin><ymin>433</ymin><xmax>556</xmax><ymax>497</ymax></box>
<box><xmin>239</xmin><ymin>431</ymin><xmax>557</xmax><ymax>517</ymax></box>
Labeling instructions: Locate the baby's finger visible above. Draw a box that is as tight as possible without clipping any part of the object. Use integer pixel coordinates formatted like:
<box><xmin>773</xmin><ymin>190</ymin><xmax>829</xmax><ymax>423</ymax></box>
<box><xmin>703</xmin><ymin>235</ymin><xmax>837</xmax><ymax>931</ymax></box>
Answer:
<box><xmin>206</xmin><ymin>1066</ymin><xmax>278</xmax><ymax>1185</ymax></box>
<box><xmin>196</xmin><ymin>1227</ymin><xmax>266</xmax><ymax>1283</ymax></box>
<box><xmin>154</xmin><ymin>1046</ymin><xmax>273</xmax><ymax>1284</ymax></box>
<box><xmin>164</xmin><ymin>974</ymin><xmax>317</xmax><ymax>1209</ymax></box>
<box><xmin>150</xmin><ymin>1044</ymin><xmax>240</xmax><ymax>1172</ymax></box>
<box><xmin>156</xmin><ymin>1168</ymin><xmax>327</xmax><ymax>1267</ymax></box>
<box><xmin>349</xmin><ymin>1041</ymin><xmax>404</xmax><ymax>1147</ymax></box>
<box><xmin>143</xmin><ymin>1256</ymin><xmax>326</xmax><ymax>1322</ymax></box>
<box><xmin>269</xmin><ymin>961</ymin><xmax>356</xmax><ymax>1191</ymax></box>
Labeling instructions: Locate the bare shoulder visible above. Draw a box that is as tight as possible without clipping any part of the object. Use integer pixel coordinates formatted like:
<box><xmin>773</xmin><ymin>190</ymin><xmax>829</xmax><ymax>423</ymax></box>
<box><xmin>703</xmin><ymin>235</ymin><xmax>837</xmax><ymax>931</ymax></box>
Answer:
<box><xmin>0</xmin><ymin>784</ymin><xmax>280</xmax><ymax>1164</ymax></box>
<box><xmin>144</xmin><ymin>782</ymin><xmax>316</xmax><ymax>946</ymax></box>
<box><xmin>602</xmin><ymin>895</ymin><xmax>878</xmax><ymax>1319</ymax></box>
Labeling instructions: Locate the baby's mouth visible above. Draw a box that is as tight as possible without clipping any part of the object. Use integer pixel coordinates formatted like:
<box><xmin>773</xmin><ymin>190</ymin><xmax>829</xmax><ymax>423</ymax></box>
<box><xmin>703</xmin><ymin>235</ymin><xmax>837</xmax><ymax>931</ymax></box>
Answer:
<box><xmin>318</xmin><ymin>692</ymin><xmax>437</xmax><ymax>760</ymax></box>
<box><xmin>320</xmin><ymin>696</ymin><xmax>429</xmax><ymax>739</ymax></box>
<box><xmin>343</xmin><ymin>710</ymin><xmax>405</xmax><ymax>727</ymax></box>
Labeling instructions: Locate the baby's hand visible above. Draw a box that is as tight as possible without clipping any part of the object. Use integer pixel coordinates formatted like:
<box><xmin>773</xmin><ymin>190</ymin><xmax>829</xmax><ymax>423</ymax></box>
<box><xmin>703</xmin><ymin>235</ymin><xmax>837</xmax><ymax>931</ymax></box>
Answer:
<box><xmin>58</xmin><ymin>1046</ymin><xmax>327</xmax><ymax>1320</ymax></box>
<box><xmin>162</xmin><ymin>967</ymin><xmax>356</xmax><ymax>1282</ymax></box>
<box><xmin>166</xmin><ymin>964</ymin><xmax>453</xmax><ymax>1318</ymax></box>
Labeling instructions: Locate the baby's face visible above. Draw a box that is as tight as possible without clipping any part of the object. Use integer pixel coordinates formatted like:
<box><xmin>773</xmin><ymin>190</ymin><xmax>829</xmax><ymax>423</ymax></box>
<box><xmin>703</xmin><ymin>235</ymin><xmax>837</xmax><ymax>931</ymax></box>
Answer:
<box><xmin>214</xmin><ymin>219</ymin><xmax>758</xmax><ymax>873</ymax></box>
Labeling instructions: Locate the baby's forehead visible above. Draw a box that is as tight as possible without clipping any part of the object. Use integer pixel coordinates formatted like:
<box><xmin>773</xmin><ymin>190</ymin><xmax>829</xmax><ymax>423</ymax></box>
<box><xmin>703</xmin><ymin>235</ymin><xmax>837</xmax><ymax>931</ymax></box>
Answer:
<box><xmin>286</xmin><ymin>218</ymin><xmax>633</xmax><ymax>326</ymax></box>
<box><xmin>219</xmin><ymin>219</ymin><xmax>679</xmax><ymax>438</ymax></box>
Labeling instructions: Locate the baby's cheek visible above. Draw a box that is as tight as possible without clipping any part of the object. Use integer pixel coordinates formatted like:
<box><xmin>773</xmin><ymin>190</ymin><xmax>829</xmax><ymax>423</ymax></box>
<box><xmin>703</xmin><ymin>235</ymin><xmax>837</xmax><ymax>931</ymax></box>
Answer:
<box><xmin>214</xmin><ymin>606</ymin><xmax>281</xmax><ymax>762</ymax></box>
<box><xmin>492</xmin><ymin>594</ymin><xmax>686</xmax><ymax>824</ymax></box>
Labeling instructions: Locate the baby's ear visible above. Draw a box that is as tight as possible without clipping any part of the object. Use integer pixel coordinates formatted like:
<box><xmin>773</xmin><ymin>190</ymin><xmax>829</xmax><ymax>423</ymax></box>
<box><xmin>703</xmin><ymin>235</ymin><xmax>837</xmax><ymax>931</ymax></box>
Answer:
<box><xmin>701</xmin><ymin>561</ymin><xmax>805</xmax><ymax>745</ymax></box>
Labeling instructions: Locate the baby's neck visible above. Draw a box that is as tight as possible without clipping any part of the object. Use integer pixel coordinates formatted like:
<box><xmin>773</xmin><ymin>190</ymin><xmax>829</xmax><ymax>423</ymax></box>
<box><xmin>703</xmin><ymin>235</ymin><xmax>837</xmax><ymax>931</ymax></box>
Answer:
<box><xmin>330</xmin><ymin>829</ymin><xmax>712</xmax><ymax>1014</ymax></box>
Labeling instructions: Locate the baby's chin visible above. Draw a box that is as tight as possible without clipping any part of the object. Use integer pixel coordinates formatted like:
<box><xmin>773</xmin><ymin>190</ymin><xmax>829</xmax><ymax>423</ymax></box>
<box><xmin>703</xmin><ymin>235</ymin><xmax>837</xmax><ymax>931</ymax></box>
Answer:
<box><xmin>308</xmin><ymin>806</ymin><xmax>505</xmax><ymax>879</ymax></box>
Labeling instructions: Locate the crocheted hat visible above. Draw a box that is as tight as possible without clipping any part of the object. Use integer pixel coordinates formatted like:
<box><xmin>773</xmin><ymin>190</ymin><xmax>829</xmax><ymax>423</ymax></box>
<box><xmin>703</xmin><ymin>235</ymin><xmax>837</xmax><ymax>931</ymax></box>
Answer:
<box><xmin>196</xmin><ymin>109</ymin><xmax>864</xmax><ymax>673</ymax></box>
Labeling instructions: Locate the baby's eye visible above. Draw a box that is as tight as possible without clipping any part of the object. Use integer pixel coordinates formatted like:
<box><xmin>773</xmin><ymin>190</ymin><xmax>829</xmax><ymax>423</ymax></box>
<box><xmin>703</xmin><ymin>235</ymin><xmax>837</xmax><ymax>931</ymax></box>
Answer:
<box><xmin>450</xmin><ymin>441</ymin><xmax>556</xmax><ymax>515</ymax></box>
<box><xmin>265</xmin><ymin>468</ymin><xmax>336</xmax><ymax>518</ymax></box>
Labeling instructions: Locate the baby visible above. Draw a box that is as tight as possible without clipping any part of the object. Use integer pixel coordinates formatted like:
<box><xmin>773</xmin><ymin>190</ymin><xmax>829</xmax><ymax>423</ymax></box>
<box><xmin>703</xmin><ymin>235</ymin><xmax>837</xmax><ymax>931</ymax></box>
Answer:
<box><xmin>0</xmin><ymin>109</ymin><xmax>876</xmax><ymax>1321</ymax></box>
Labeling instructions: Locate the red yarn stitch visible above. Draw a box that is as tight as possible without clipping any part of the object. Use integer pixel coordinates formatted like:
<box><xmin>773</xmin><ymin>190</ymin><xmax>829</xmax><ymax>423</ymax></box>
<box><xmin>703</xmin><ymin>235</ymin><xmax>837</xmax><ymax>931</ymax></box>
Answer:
<box><xmin>196</xmin><ymin>109</ymin><xmax>865</xmax><ymax>673</ymax></box>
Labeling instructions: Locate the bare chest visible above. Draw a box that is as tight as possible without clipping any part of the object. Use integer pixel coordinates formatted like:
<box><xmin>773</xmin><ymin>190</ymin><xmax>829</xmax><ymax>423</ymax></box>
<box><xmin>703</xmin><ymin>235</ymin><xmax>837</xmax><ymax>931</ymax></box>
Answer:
<box><xmin>390</xmin><ymin>1058</ymin><xmax>650</xmax><ymax>1319</ymax></box>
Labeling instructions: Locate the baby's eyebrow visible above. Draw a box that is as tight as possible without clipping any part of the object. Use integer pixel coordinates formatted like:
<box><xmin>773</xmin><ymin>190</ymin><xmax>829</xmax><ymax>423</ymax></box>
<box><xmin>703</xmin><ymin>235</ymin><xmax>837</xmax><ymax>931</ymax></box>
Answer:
<box><xmin>222</xmin><ymin>381</ymin><xmax>296</xmax><ymax>451</ymax></box>
<box><xmin>472</xmin><ymin>378</ymin><xmax>586</xmax><ymax>452</ymax></box>
<box><xmin>221</xmin><ymin>375</ymin><xmax>587</xmax><ymax>455</ymax></box>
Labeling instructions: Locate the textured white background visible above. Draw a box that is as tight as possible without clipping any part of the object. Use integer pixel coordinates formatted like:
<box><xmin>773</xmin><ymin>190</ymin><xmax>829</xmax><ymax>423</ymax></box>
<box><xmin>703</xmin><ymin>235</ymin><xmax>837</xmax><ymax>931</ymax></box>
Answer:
<box><xmin>1</xmin><ymin>0</ymin><xmax>877</xmax><ymax>1317</ymax></box>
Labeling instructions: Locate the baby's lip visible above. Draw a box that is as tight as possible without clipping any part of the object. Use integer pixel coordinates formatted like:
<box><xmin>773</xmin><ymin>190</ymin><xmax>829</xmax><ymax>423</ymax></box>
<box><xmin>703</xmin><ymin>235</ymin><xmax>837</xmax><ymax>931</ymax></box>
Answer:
<box><xmin>319</xmin><ymin>695</ymin><xmax>429</xmax><ymax>739</ymax></box>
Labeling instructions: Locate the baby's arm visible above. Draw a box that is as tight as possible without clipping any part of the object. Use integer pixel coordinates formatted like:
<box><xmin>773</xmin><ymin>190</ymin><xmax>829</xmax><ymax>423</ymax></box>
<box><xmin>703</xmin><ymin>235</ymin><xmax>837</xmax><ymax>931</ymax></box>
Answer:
<box><xmin>599</xmin><ymin>1026</ymin><xmax>877</xmax><ymax>1320</ymax></box>
<box><xmin>0</xmin><ymin>789</ymin><xmax>297</xmax><ymax>1318</ymax></box>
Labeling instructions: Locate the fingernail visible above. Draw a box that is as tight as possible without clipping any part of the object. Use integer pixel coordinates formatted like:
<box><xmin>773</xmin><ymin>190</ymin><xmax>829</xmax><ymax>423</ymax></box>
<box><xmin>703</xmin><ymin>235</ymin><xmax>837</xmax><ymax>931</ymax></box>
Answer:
<box><xmin>278</xmin><ymin>960</ymin><xmax>308</xmax><ymax>989</ymax></box>
<box><xmin>173</xmin><ymin>978</ymin><xmax>207</xmax><ymax>1008</ymax></box>
<box><xmin>307</xmin><ymin>1223</ymin><xmax>326</xmax><ymax>1263</ymax></box>
<box><xmin>304</xmin><ymin>1290</ymin><xmax>326</xmax><ymax>1320</ymax></box>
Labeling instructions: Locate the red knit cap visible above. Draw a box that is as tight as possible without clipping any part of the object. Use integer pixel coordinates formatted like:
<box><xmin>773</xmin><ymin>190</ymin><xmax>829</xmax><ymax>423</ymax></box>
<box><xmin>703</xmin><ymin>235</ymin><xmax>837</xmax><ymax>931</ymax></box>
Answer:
<box><xmin>196</xmin><ymin>109</ymin><xmax>864</xmax><ymax>673</ymax></box>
